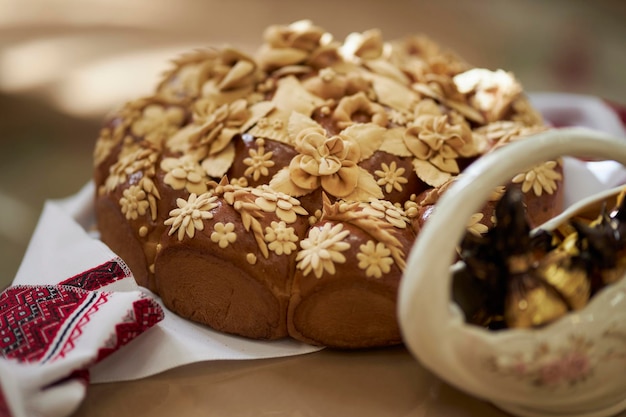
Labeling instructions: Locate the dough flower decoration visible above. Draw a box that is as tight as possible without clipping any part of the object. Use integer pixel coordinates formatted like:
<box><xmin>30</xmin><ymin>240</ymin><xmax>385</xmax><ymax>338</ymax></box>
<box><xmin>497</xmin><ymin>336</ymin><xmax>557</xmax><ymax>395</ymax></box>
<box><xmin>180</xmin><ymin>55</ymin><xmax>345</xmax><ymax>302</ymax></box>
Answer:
<box><xmin>213</xmin><ymin>182</ymin><xmax>308</xmax><ymax>259</ymax></box>
<box><xmin>101</xmin><ymin>146</ymin><xmax>159</xmax><ymax>194</ymax></box>
<box><xmin>301</xmin><ymin>68</ymin><xmax>371</xmax><ymax>100</ymax></box>
<box><xmin>501</xmin><ymin>125</ymin><xmax>549</xmax><ymax>147</ymax></box>
<box><xmin>385</xmin><ymin>99</ymin><xmax>434</xmax><ymax>128</ymax></box>
<box><xmin>93</xmin><ymin>127</ymin><xmax>119</xmax><ymax>166</ymax></box>
<box><xmin>512</xmin><ymin>160</ymin><xmax>563</xmax><ymax>197</ymax></box>
<box><xmin>157</xmin><ymin>47</ymin><xmax>259</xmax><ymax>104</ymax></box>
<box><xmin>246</xmin><ymin>76</ymin><xmax>324</xmax><ymax>144</ymax></box>
<box><xmin>412</xmin><ymin>76</ymin><xmax>485</xmax><ymax>125</ymax></box>
<box><xmin>326</xmin><ymin>196</ymin><xmax>409</xmax><ymax>271</ymax></box>
<box><xmin>243</xmin><ymin>138</ymin><xmax>275</xmax><ymax>181</ymax></box>
<box><xmin>511</xmin><ymin>95</ymin><xmax>544</xmax><ymax>126</ymax></box>
<box><xmin>296</xmin><ymin>222</ymin><xmax>351</xmax><ymax>278</ymax></box>
<box><xmin>474</xmin><ymin>121</ymin><xmax>543</xmax><ymax>145</ymax></box>
<box><xmin>207</xmin><ymin>48</ymin><xmax>259</xmax><ymax>94</ymax></box>
<box><xmin>392</xmin><ymin>34</ymin><xmax>469</xmax><ymax>80</ymax></box>
<box><xmin>94</xmin><ymin>98</ymin><xmax>164</xmax><ymax>165</ymax></box>
<box><xmin>466</xmin><ymin>213</ymin><xmax>489</xmax><ymax>237</ymax></box>
<box><xmin>264</xmin><ymin>221</ymin><xmax>299</xmax><ymax>255</ymax></box>
<box><xmin>395</xmin><ymin>43</ymin><xmax>484</xmax><ymax>125</ymax></box>
<box><xmin>160</xmin><ymin>155</ymin><xmax>208</xmax><ymax>194</ymax></box>
<box><xmin>453</xmin><ymin>68</ymin><xmax>523</xmax><ymax>123</ymax></box>
<box><xmin>157</xmin><ymin>49</ymin><xmax>220</xmax><ymax>102</ymax></box>
<box><xmin>332</xmin><ymin>92</ymin><xmax>388</xmax><ymax>129</ymax></box>
<box><xmin>210</xmin><ymin>222</ymin><xmax>237</xmax><ymax>248</ymax></box>
<box><xmin>374</xmin><ymin>161</ymin><xmax>408</xmax><ymax>193</ymax></box>
<box><xmin>249</xmin><ymin>185</ymin><xmax>308</xmax><ymax>223</ymax></box>
<box><xmin>476</xmin><ymin>125</ymin><xmax>556</xmax><ymax>199</ymax></box>
<box><xmin>342</xmin><ymin>29</ymin><xmax>418</xmax><ymax>96</ymax></box>
<box><xmin>99</xmin><ymin>140</ymin><xmax>163</xmax><ymax>222</ymax></box>
<box><xmin>257</xmin><ymin>20</ymin><xmax>338</xmax><ymax>71</ymax></box>
<box><xmin>164</xmin><ymin>192</ymin><xmax>219</xmax><ymax>241</ymax></box>
<box><xmin>270</xmin><ymin>112</ymin><xmax>386</xmax><ymax>200</ymax></box>
<box><xmin>341</xmin><ymin>29</ymin><xmax>384</xmax><ymax>61</ymax></box>
<box><xmin>402</xmin><ymin>113</ymin><xmax>477</xmax><ymax>187</ymax></box>
<box><xmin>130</xmin><ymin>104</ymin><xmax>186</xmax><ymax>146</ymax></box>
<box><xmin>356</xmin><ymin>240</ymin><xmax>394</xmax><ymax>278</ymax></box>
<box><xmin>288</xmin><ymin>126</ymin><xmax>361</xmax><ymax>197</ymax></box>
<box><xmin>119</xmin><ymin>185</ymin><xmax>150</xmax><ymax>221</ymax></box>
<box><xmin>192</xmin><ymin>98</ymin><xmax>250</xmax><ymax>147</ymax></box>
<box><xmin>167</xmin><ymin>98</ymin><xmax>265</xmax><ymax>179</ymax></box>
<box><xmin>359</xmin><ymin>199</ymin><xmax>410</xmax><ymax>230</ymax></box>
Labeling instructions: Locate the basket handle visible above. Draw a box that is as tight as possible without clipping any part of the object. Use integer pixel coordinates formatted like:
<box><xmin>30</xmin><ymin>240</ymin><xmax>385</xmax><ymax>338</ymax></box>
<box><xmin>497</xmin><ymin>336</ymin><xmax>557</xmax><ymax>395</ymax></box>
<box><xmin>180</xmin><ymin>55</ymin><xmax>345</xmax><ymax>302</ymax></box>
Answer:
<box><xmin>398</xmin><ymin>127</ymin><xmax>626</xmax><ymax>370</ymax></box>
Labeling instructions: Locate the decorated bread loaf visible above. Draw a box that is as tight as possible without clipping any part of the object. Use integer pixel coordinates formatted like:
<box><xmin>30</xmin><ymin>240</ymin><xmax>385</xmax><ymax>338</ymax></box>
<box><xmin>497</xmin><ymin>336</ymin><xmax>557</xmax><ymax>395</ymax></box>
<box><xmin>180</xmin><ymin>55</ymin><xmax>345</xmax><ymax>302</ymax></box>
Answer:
<box><xmin>93</xmin><ymin>21</ymin><xmax>564</xmax><ymax>348</ymax></box>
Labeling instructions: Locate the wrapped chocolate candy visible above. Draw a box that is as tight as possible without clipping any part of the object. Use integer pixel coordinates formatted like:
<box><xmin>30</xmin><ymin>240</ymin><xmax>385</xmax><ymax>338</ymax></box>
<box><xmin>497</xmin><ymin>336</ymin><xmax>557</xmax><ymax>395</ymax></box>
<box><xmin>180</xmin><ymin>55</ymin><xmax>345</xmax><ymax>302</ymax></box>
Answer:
<box><xmin>453</xmin><ymin>186</ymin><xmax>626</xmax><ymax>330</ymax></box>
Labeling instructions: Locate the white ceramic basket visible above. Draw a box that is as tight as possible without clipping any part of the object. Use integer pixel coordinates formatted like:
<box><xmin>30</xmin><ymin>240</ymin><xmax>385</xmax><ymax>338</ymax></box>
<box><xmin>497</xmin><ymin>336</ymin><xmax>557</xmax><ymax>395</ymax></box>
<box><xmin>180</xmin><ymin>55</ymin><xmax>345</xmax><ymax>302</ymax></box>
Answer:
<box><xmin>398</xmin><ymin>127</ymin><xmax>626</xmax><ymax>417</ymax></box>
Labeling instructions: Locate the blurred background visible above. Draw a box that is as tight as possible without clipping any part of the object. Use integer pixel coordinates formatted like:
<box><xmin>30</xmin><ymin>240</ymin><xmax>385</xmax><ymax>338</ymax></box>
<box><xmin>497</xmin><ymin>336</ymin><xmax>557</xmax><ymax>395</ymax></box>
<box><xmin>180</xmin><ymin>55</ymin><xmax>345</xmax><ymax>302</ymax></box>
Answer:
<box><xmin>1</xmin><ymin>0</ymin><xmax>625</xmax><ymax>288</ymax></box>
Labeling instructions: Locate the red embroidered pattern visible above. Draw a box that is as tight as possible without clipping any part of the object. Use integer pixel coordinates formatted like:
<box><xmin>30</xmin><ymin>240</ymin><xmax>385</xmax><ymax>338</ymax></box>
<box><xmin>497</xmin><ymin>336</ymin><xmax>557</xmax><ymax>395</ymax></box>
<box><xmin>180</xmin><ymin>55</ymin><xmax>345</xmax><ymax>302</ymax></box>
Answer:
<box><xmin>59</xmin><ymin>258</ymin><xmax>131</xmax><ymax>291</ymax></box>
<box><xmin>96</xmin><ymin>297</ymin><xmax>164</xmax><ymax>363</ymax></box>
<box><xmin>0</xmin><ymin>257</ymin><xmax>162</xmax><ymax>366</ymax></box>
<box><xmin>0</xmin><ymin>286</ymin><xmax>92</xmax><ymax>363</ymax></box>
<box><xmin>0</xmin><ymin>257</ymin><xmax>163</xmax><ymax>417</ymax></box>
<box><xmin>52</xmin><ymin>292</ymin><xmax>110</xmax><ymax>362</ymax></box>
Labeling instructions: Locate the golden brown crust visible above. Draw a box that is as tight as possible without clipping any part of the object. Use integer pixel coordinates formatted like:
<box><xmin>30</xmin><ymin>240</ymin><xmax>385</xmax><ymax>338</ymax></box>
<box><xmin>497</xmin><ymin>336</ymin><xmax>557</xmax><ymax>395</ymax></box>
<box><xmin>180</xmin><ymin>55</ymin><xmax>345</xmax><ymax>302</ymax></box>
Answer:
<box><xmin>287</xmin><ymin>216</ymin><xmax>414</xmax><ymax>347</ymax></box>
<box><xmin>154</xmin><ymin>191</ymin><xmax>310</xmax><ymax>339</ymax></box>
<box><xmin>96</xmin><ymin>195</ymin><xmax>153</xmax><ymax>289</ymax></box>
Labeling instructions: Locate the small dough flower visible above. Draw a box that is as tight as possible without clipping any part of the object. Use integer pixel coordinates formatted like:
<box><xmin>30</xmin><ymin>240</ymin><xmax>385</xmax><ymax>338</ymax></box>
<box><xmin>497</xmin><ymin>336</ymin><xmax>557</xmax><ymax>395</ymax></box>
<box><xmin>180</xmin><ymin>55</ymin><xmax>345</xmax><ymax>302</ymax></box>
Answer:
<box><xmin>264</xmin><ymin>221</ymin><xmax>299</xmax><ymax>255</ymax></box>
<box><xmin>164</xmin><ymin>192</ymin><xmax>218</xmax><ymax>241</ymax></box>
<box><xmin>211</xmin><ymin>222</ymin><xmax>237</xmax><ymax>248</ymax></box>
<box><xmin>131</xmin><ymin>104</ymin><xmax>185</xmax><ymax>145</ymax></box>
<box><xmin>512</xmin><ymin>160</ymin><xmax>562</xmax><ymax>196</ymax></box>
<box><xmin>466</xmin><ymin>213</ymin><xmax>489</xmax><ymax>237</ymax></box>
<box><xmin>356</xmin><ymin>240</ymin><xmax>394</xmax><ymax>278</ymax></box>
<box><xmin>243</xmin><ymin>139</ymin><xmax>275</xmax><ymax>181</ymax></box>
<box><xmin>375</xmin><ymin>161</ymin><xmax>408</xmax><ymax>193</ymax></box>
<box><xmin>103</xmin><ymin>147</ymin><xmax>159</xmax><ymax>193</ymax></box>
<box><xmin>119</xmin><ymin>185</ymin><xmax>150</xmax><ymax>220</ymax></box>
<box><xmin>360</xmin><ymin>199</ymin><xmax>410</xmax><ymax>229</ymax></box>
<box><xmin>250</xmin><ymin>186</ymin><xmax>308</xmax><ymax>223</ymax></box>
<box><xmin>296</xmin><ymin>223</ymin><xmax>350</xmax><ymax>278</ymax></box>
<box><xmin>161</xmin><ymin>155</ymin><xmax>208</xmax><ymax>194</ymax></box>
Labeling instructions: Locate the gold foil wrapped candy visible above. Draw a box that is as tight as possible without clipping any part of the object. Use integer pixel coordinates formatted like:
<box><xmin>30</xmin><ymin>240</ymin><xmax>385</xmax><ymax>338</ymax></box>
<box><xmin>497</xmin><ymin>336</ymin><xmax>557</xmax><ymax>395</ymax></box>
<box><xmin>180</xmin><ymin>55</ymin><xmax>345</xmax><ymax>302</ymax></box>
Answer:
<box><xmin>454</xmin><ymin>187</ymin><xmax>626</xmax><ymax>330</ymax></box>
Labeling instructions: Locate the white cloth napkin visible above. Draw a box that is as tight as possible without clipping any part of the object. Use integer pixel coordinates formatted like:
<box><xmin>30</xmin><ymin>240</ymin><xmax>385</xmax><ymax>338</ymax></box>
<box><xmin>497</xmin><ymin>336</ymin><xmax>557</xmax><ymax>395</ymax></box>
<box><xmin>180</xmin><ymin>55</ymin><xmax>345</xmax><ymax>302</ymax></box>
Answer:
<box><xmin>0</xmin><ymin>250</ymin><xmax>164</xmax><ymax>417</ymax></box>
<box><xmin>1</xmin><ymin>92</ymin><xmax>625</xmax><ymax>417</ymax></box>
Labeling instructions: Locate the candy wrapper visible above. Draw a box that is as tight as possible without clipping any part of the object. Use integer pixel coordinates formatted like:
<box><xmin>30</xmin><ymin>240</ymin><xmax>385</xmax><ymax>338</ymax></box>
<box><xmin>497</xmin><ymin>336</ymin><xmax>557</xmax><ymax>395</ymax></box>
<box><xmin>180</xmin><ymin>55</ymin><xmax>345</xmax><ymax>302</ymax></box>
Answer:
<box><xmin>453</xmin><ymin>185</ymin><xmax>626</xmax><ymax>330</ymax></box>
